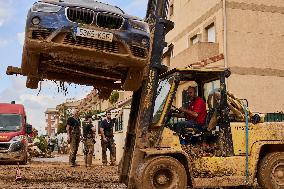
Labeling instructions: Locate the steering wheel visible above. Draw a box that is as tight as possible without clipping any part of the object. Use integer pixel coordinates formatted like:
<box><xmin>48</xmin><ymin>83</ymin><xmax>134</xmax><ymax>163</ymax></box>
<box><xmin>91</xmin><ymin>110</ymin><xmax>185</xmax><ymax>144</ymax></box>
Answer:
<box><xmin>171</xmin><ymin>105</ymin><xmax>181</xmax><ymax>114</ymax></box>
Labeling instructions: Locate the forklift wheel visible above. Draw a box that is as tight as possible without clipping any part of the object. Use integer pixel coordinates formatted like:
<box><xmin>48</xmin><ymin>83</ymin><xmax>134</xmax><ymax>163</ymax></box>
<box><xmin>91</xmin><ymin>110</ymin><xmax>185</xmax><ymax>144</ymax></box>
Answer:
<box><xmin>257</xmin><ymin>152</ymin><xmax>284</xmax><ymax>189</ymax></box>
<box><xmin>137</xmin><ymin>156</ymin><xmax>187</xmax><ymax>189</ymax></box>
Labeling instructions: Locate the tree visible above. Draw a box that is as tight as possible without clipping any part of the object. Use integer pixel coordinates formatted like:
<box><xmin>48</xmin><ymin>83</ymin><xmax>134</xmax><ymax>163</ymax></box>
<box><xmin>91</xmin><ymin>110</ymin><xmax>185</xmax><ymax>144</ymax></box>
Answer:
<box><xmin>57</xmin><ymin>105</ymin><xmax>72</xmax><ymax>134</ymax></box>
<box><xmin>109</xmin><ymin>91</ymin><xmax>119</xmax><ymax>104</ymax></box>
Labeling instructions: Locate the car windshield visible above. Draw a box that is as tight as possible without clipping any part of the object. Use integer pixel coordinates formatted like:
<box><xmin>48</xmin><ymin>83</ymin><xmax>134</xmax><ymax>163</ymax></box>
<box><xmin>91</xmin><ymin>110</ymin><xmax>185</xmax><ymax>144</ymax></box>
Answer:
<box><xmin>0</xmin><ymin>114</ymin><xmax>22</xmax><ymax>132</ymax></box>
<box><xmin>152</xmin><ymin>77</ymin><xmax>173</xmax><ymax>124</ymax></box>
<box><xmin>47</xmin><ymin>0</ymin><xmax>124</xmax><ymax>14</ymax></box>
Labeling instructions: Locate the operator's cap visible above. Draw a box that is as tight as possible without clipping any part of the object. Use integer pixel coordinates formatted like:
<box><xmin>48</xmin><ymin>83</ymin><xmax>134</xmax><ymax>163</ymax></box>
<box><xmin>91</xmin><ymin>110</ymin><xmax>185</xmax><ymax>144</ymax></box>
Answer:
<box><xmin>186</xmin><ymin>81</ymin><xmax>198</xmax><ymax>89</ymax></box>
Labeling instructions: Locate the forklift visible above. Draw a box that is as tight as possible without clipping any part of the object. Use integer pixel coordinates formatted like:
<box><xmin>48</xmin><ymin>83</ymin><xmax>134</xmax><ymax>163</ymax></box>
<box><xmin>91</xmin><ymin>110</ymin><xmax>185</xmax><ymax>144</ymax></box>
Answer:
<box><xmin>119</xmin><ymin>0</ymin><xmax>284</xmax><ymax>188</ymax></box>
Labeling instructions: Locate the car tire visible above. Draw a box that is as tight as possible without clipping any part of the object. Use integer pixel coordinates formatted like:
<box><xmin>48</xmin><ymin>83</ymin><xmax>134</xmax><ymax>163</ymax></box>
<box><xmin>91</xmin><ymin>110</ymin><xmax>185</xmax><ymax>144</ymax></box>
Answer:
<box><xmin>122</xmin><ymin>68</ymin><xmax>143</xmax><ymax>91</ymax></box>
<box><xmin>21</xmin><ymin>48</ymin><xmax>29</xmax><ymax>75</ymax></box>
<box><xmin>257</xmin><ymin>152</ymin><xmax>284</xmax><ymax>189</ymax></box>
<box><xmin>137</xmin><ymin>156</ymin><xmax>187</xmax><ymax>189</ymax></box>
<box><xmin>98</xmin><ymin>88</ymin><xmax>112</xmax><ymax>100</ymax></box>
<box><xmin>26</xmin><ymin>76</ymin><xmax>39</xmax><ymax>89</ymax></box>
<box><xmin>21</xmin><ymin>49</ymin><xmax>40</xmax><ymax>75</ymax></box>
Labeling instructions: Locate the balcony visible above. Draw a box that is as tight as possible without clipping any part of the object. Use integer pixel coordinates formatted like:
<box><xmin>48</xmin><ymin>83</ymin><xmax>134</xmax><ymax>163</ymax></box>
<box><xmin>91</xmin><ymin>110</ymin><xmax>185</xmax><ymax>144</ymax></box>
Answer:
<box><xmin>170</xmin><ymin>42</ymin><xmax>220</xmax><ymax>68</ymax></box>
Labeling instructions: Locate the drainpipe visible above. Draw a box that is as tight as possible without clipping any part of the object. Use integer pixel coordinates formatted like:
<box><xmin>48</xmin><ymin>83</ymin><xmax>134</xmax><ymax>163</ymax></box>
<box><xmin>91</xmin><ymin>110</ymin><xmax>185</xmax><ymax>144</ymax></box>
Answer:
<box><xmin>223</xmin><ymin>0</ymin><xmax>228</xmax><ymax>68</ymax></box>
<box><xmin>222</xmin><ymin>0</ymin><xmax>228</xmax><ymax>87</ymax></box>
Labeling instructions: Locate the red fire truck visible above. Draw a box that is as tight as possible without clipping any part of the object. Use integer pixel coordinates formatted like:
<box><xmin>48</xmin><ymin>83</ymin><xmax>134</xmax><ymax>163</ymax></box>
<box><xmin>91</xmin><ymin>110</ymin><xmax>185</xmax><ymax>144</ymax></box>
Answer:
<box><xmin>0</xmin><ymin>102</ymin><xmax>32</xmax><ymax>164</ymax></box>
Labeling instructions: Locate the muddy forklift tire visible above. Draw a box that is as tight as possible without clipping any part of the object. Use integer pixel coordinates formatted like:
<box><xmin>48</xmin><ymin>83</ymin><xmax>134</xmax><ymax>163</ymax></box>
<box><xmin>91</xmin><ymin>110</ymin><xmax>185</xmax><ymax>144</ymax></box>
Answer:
<box><xmin>122</xmin><ymin>69</ymin><xmax>143</xmax><ymax>91</ymax></box>
<box><xmin>137</xmin><ymin>156</ymin><xmax>187</xmax><ymax>189</ymax></box>
<box><xmin>26</xmin><ymin>76</ymin><xmax>39</xmax><ymax>89</ymax></box>
<box><xmin>257</xmin><ymin>152</ymin><xmax>284</xmax><ymax>189</ymax></box>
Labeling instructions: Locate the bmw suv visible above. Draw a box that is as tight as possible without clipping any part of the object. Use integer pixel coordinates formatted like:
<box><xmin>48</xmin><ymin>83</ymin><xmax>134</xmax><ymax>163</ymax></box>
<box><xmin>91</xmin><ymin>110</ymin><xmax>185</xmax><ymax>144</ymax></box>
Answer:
<box><xmin>21</xmin><ymin>0</ymin><xmax>150</xmax><ymax>92</ymax></box>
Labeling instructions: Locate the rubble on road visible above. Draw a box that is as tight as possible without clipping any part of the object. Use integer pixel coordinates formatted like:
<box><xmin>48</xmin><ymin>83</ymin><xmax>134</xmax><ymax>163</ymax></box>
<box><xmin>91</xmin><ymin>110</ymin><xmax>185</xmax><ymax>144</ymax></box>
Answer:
<box><xmin>0</xmin><ymin>162</ymin><xmax>126</xmax><ymax>188</ymax></box>
<box><xmin>28</xmin><ymin>136</ymin><xmax>54</xmax><ymax>159</ymax></box>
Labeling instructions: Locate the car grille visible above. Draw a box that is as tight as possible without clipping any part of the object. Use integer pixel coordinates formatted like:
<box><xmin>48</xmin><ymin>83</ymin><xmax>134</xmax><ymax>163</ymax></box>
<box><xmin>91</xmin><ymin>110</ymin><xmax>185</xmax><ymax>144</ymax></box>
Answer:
<box><xmin>66</xmin><ymin>7</ymin><xmax>94</xmax><ymax>24</ymax></box>
<box><xmin>63</xmin><ymin>34</ymin><xmax>119</xmax><ymax>53</ymax></box>
<box><xmin>130</xmin><ymin>46</ymin><xmax>147</xmax><ymax>58</ymax></box>
<box><xmin>32</xmin><ymin>30</ymin><xmax>52</xmax><ymax>40</ymax></box>
<box><xmin>96</xmin><ymin>13</ymin><xmax>124</xmax><ymax>29</ymax></box>
<box><xmin>0</xmin><ymin>143</ymin><xmax>10</xmax><ymax>151</ymax></box>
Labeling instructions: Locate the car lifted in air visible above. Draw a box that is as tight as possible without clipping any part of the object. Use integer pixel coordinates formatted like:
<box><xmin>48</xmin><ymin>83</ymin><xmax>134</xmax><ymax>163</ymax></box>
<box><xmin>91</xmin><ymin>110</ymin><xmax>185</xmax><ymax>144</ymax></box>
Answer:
<box><xmin>20</xmin><ymin>0</ymin><xmax>150</xmax><ymax>92</ymax></box>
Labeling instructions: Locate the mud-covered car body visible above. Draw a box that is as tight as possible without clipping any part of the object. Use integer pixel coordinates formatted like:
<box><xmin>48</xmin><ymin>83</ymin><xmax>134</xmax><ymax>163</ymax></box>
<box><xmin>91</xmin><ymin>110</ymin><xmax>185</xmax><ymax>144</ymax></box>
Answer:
<box><xmin>22</xmin><ymin>0</ymin><xmax>150</xmax><ymax>92</ymax></box>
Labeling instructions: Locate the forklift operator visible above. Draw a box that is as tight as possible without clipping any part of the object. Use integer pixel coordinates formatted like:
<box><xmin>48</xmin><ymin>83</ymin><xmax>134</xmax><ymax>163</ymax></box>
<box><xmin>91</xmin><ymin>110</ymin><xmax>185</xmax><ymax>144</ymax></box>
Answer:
<box><xmin>173</xmin><ymin>86</ymin><xmax>207</xmax><ymax>134</ymax></box>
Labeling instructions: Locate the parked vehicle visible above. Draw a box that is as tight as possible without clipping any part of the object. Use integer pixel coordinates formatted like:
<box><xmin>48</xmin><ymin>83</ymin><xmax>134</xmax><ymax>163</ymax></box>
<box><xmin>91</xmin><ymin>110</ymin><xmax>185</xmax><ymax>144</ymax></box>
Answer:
<box><xmin>21</xmin><ymin>0</ymin><xmax>150</xmax><ymax>92</ymax></box>
<box><xmin>0</xmin><ymin>102</ymin><xmax>32</xmax><ymax>164</ymax></box>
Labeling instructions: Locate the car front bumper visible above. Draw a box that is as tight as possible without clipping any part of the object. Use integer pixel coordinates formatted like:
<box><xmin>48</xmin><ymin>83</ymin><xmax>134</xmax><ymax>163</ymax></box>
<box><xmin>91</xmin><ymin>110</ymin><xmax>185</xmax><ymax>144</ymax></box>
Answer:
<box><xmin>0</xmin><ymin>142</ymin><xmax>27</xmax><ymax>162</ymax></box>
<box><xmin>25</xmin><ymin>9</ymin><xmax>150</xmax><ymax>68</ymax></box>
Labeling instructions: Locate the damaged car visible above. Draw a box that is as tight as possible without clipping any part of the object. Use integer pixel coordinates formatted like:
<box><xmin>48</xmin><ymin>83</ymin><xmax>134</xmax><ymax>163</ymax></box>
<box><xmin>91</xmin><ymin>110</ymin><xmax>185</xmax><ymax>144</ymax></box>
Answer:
<box><xmin>20</xmin><ymin>0</ymin><xmax>150</xmax><ymax>92</ymax></box>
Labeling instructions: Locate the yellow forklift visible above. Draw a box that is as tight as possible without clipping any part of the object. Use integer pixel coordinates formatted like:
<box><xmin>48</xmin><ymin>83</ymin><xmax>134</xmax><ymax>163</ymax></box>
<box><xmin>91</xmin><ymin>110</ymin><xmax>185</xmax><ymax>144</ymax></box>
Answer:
<box><xmin>119</xmin><ymin>67</ymin><xmax>284</xmax><ymax>188</ymax></box>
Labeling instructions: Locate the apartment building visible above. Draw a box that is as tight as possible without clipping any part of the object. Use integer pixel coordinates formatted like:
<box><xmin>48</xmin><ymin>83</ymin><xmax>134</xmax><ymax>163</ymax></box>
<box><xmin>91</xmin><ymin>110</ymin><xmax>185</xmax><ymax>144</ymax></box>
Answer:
<box><xmin>164</xmin><ymin>0</ymin><xmax>284</xmax><ymax>113</ymax></box>
<box><xmin>45</xmin><ymin>108</ymin><xmax>59</xmax><ymax>136</ymax></box>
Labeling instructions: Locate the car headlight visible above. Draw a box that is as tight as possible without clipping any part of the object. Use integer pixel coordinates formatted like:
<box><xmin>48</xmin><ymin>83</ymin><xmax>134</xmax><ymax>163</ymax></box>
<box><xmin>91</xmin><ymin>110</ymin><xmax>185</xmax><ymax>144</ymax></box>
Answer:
<box><xmin>32</xmin><ymin>2</ymin><xmax>62</xmax><ymax>13</ymax></box>
<box><xmin>129</xmin><ymin>19</ymin><xmax>150</xmax><ymax>33</ymax></box>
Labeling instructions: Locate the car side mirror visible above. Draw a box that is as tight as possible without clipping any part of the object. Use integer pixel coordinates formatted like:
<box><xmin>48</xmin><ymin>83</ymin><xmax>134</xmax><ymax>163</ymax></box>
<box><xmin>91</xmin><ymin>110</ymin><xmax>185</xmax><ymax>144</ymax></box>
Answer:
<box><xmin>26</xmin><ymin>124</ymin><xmax>33</xmax><ymax>135</ymax></box>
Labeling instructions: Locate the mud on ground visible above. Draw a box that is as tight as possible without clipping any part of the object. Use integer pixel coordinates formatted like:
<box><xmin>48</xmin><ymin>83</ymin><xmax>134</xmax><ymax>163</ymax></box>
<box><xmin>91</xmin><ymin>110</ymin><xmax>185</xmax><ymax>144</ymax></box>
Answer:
<box><xmin>0</xmin><ymin>161</ymin><xmax>126</xmax><ymax>189</ymax></box>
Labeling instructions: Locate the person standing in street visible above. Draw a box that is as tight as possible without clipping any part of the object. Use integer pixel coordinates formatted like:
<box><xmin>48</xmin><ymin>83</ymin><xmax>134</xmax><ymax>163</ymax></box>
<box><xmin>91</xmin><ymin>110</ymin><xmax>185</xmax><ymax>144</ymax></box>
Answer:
<box><xmin>100</xmin><ymin>111</ymin><xmax>120</xmax><ymax>166</ymax></box>
<box><xmin>82</xmin><ymin>114</ymin><xmax>96</xmax><ymax>167</ymax></box>
<box><xmin>66</xmin><ymin>110</ymin><xmax>81</xmax><ymax>167</ymax></box>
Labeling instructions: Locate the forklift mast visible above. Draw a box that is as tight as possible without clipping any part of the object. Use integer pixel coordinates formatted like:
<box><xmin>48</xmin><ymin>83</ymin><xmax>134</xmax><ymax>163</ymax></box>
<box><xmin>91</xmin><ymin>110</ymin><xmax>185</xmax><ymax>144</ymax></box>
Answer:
<box><xmin>119</xmin><ymin>0</ymin><xmax>174</xmax><ymax>188</ymax></box>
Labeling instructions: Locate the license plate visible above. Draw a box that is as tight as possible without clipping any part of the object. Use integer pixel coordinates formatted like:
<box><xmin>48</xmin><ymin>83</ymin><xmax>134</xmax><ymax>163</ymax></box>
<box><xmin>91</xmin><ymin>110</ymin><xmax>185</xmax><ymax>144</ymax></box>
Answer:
<box><xmin>75</xmin><ymin>27</ymin><xmax>113</xmax><ymax>42</ymax></box>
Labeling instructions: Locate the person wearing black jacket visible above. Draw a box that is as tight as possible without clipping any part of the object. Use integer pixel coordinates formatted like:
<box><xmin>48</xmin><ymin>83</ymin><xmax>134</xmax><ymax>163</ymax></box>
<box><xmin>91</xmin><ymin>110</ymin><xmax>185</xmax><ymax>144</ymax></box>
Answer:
<box><xmin>66</xmin><ymin>110</ymin><xmax>81</xmax><ymax>167</ymax></box>
<box><xmin>100</xmin><ymin>111</ymin><xmax>121</xmax><ymax>166</ymax></box>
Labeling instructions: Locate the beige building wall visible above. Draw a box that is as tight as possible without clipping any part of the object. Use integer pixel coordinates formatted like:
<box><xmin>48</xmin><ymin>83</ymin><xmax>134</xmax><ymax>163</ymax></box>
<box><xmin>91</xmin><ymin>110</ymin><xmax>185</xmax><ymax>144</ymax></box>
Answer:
<box><xmin>165</xmin><ymin>0</ymin><xmax>284</xmax><ymax>113</ymax></box>
<box><xmin>166</xmin><ymin>0</ymin><xmax>224</xmax><ymax>68</ymax></box>
<box><xmin>226</xmin><ymin>1</ymin><xmax>284</xmax><ymax>112</ymax></box>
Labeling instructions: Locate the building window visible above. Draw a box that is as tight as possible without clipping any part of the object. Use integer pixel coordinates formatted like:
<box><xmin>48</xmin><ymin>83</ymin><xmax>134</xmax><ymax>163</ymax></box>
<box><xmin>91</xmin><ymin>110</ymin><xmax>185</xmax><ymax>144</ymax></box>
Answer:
<box><xmin>115</xmin><ymin>115</ymin><xmax>123</xmax><ymax>132</ymax></box>
<box><xmin>190</xmin><ymin>35</ymin><xmax>199</xmax><ymax>45</ymax></box>
<box><xmin>169</xmin><ymin>3</ymin><xmax>174</xmax><ymax>16</ymax></box>
<box><xmin>206</xmin><ymin>23</ymin><xmax>215</xmax><ymax>43</ymax></box>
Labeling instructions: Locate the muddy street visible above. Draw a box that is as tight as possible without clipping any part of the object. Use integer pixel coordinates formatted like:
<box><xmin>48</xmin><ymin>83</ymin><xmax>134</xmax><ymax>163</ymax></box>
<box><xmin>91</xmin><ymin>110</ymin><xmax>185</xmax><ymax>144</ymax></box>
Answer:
<box><xmin>0</xmin><ymin>155</ymin><xmax>126</xmax><ymax>189</ymax></box>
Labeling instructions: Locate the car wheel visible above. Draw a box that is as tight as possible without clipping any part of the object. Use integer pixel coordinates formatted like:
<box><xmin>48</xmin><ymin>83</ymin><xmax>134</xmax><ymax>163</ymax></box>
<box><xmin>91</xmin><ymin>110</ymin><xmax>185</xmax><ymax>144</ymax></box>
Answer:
<box><xmin>21</xmin><ymin>48</ymin><xmax>29</xmax><ymax>75</ymax></box>
<box><xmin>22</xmin><ymin>50</ymin><xmax>40</xmax><ymax>75</ymax></box>
<box><xmin>258</xmin><ymin>152</ymin><xmax>284</xmax><ymax>189</ymax></box>
<box><xmin>26</xmin><ymin>76</ymin><xmax>39</xmax><ymax>89</ymax></box>
<box><xmin>122</xmin><ymin>68</ymin><xmax>143</xmax><ymax>91</ymax></box>
<box><xmin>137</xmin><ymin>156</ymin><xmax>187</xmax><ymax>189</ymax></box>
<box><xmin>98</xmin><ymin>88</ymin><xmax>112</xmax><ymax>100</ymax></box>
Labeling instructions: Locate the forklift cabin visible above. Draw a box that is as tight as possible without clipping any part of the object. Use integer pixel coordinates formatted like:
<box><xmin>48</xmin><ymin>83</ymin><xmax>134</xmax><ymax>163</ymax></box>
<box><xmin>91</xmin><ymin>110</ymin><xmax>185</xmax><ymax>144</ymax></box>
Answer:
<box><xmin>152</xmin><ymin>68</ymin><xmax>233</xmax><ymax>152</ymax></box>
<box><xmin>120</xmin><ymin>68</ymin><xmax>235</xmax><ymax>189</ymax></box>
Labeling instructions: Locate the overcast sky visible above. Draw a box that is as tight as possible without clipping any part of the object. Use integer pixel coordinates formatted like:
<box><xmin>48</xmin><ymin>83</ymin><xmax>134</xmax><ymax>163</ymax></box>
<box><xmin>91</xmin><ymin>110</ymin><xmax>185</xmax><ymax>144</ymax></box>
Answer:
<box><xmin>0</xmin><ymin>0</ymin><xmax>147</xmax><ymax>134</ymax></box>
